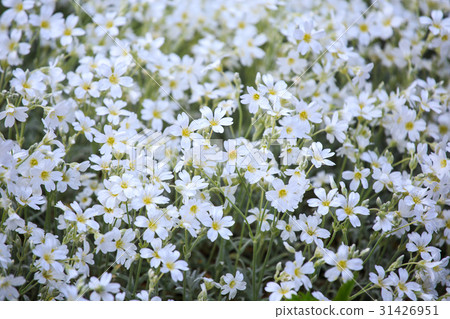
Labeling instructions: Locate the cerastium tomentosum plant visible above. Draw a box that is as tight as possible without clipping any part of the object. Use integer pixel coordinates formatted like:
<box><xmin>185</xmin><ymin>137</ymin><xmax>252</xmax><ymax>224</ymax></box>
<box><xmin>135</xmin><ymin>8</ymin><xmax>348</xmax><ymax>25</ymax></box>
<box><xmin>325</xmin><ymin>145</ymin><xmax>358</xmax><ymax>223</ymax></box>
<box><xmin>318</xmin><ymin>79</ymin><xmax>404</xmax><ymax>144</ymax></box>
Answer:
<box><xmin>0</xmin><ymin>0</ymin><xmax>449</xmax><ymax>301</ymax></box>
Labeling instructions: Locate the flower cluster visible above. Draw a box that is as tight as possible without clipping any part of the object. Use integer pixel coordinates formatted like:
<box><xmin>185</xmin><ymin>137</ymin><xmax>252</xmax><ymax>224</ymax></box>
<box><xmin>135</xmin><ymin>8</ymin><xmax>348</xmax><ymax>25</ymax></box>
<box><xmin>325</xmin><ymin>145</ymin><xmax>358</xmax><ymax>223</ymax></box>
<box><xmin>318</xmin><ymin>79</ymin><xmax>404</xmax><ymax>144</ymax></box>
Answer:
<box><xmin>0</xmin><ymin>0</ymin><xmax>449</xmax><ymax>301</ymax></box>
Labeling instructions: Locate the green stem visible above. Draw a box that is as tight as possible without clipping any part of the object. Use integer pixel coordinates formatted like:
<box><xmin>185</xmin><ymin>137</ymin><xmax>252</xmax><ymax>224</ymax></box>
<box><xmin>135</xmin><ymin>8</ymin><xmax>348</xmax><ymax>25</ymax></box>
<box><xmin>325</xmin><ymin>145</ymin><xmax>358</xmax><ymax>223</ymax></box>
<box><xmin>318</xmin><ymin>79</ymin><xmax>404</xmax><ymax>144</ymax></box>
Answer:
<box><xmin>133</xmin><ymin>258</ymin><xmax>142</xmax><ymax>297</ymax></box>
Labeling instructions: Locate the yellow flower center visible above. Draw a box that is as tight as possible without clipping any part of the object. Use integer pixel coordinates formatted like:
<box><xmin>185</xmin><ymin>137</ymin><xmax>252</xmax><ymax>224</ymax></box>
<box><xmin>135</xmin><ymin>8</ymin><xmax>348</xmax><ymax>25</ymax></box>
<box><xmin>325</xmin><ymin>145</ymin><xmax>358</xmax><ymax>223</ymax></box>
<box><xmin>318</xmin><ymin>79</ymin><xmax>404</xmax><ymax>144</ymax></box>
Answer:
<box><xmin>109</xmin><ymin>74</ymin><xmax>119</xmax><ymax>85</ymax></box>
<box><xmin>278</xmin><ymin>189</ymin><xmax>287</xmax><ymax>198</ymax></box>
<box><xmin>40</xmin><ymin>171</ymin><xmax>50</xmax><ymax>181</ymax></box>
<box><xmin>190</xmin><ymin>205</ymin><xmax>198</xmax><ymax>214</ymax></box>
<box><xmin>43</xmin><ymin>253</ymin><xmax>53</xmax><ymax>263</ymax></box>
<box><xmin>166</xmin><ymin>262</ymin><xmax>175</xmax><ymax>271</ymax></box>
<box><xmin>181</xmin><ymin>127</ymin><xmax>190</xmax><ymax>137</ymax></box>
<box><xmin>303</xmin><ymin>33</ymin><xmax>311</xmax><ymax>43</ymax></box>
<box><xmin>337</xmin><ymin>260</ymin><xmax>347</xmax><ymax>271</ymax></box>
<box><xmin>359</xmin><ymin>24</ymin><xmax>368</xmax><ymax>32</ymax></box>
<box><xmin>115</xmin><ymin>239</ymin><xmax>124</xmax><ymax>249</ymax></box>
<box><xmin>212</xmin><ymin>221</ymin><xmax>220</xmax><ymax>231</ymax></box>
<box><xmin>30</xmin><ymin>158</ymin><xmax>38</xmax><ymax>167</ymax></box>
<box><xmin>82</xmin><ymin>82</ymin><xmax>91</xmax><ymax>90</ymax></box>
<box><xmin>148</xmin><ymin>220</ymin><xmax>157</xmax><ymax>231</ymax></box>
<box><xmin>405</xmin><ymin>122</ymin><xmax>414</xmax><ymax>131</ymax></box>
<box><xmin>107</xmin><ymin>136</ymin><xmax>115</xmax><ymax>145</ymax></box>
<box><xmin>41</xmin><ymin>20</ymin><xmax>50</xmax><ymax>29</ymax></box>
<box><xmin>344</xmin><ymin>207</ymin><xmax>353</xmax><ymax>215</ymax></box>
<box><xmin>76</xmin><ymin>214</ymin><xmax>86</xmax><ymax>223</ymax></box>
<box><xmin>299</xmin><ymin>111</ymin><xmax>308</xmax><ymax>121</ymax></box>
<box><xmin>153</xmin><ymin>110</ymin><xmax>161</xmax><ymax>118</ymax></box>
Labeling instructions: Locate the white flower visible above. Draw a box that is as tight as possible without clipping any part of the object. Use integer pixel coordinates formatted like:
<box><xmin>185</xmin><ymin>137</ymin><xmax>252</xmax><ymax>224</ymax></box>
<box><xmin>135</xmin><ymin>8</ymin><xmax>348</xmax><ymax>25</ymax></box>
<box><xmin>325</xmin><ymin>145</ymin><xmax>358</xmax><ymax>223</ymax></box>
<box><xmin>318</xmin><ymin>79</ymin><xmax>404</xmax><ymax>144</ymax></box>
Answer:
<box><xmin>279</xmin><ymin>116</ymin><xmax>309</xmax><ymax>139</ymax></box>
<box><xmin>131</xmin><ymin>184</ymin><xmax>169</xmax><ymax>211</ymax></box>
<box><xmin>159</xmin><ymin>249</ymin><xmax>188</xmax><ymax>282</ymax></box>
<box><xmin>109</xmin><ymin>173</ymin><xmax>140</xmax><ymax>199</ymax></box>
<box><xmin>297</xmin><ymin>214</ymin><xmax>330</xmax><ymax>247</ymax></box>
<box><xmin>284</xmin><ymin>251</ymin><xmax>314</xmax><ymax>290</ymax></box>
<box><xmin>259</xmin><ymin>74</ymin><xmax>292</xmax><ymax>102</ymax></box>
<box><xmin>0</xmin><ymin>29</ymin><xmax>31</xmax><ymax>65</ymax></box>
<box><xmin>420</xmin><ymin>10</ymin><xmax>450</xmax><ymax>36</ymax></box>
<box><xmin>30</xmin><ymin>159</ymin><xmax>63</xmax><ymax>192</ymax></box>
<box><xmin>342</xmin><ymin>167</ymin><xmax>371</xmax><ymax>191</ymax></box>
<box><xmin>335</xmin><ymin>192</ymin><xmax>369</xmax><ymax>228</ymax></box>
<box><xmin>246</xmin><ymin>207</ymin><xmax>274</xmax><ymax>232</ymax></box>
<box><xmin>73</xmin><ymin>111</ymin><xmax>96</xmax><ymax>141</ymax></box>
<box><xmin>307</xmin><ymin>187</ymin><xmax>339</xmax><ymax>215</ymax></box>
<box><xmin>140</xmin><ymin>238</ymin><xmax>175</xmax><ymax>268</ymax></box>
<box><xmin>323</xmin><ymin>244</ymin><xmax>363</xmax><ymax>282</ymax></box>
<box><xmin>175</xmin><ymin>170</ymin><xmax>208</xmax><ymax>198</ymax></box>
<box><xmin>98</xmin><ymin>61</ymin><xmax>133</xmax><ymax>98</ymax></box>
<box><xmin>294</xmin><ymin>20</ymin><xmax>324</xmax><ymax>55</ymax></box>
<box><xmin>10</xmin><ymin>68</ymin><xmax>46</xmax><ymax>102</ymax></box>
<box><xmin>94</xmin><ymin>125</ymin><xmax>127</xmax><ymax>154</ymax></box>
<box><xmin>135</xmin><ymin>209</ymin><xmax>170</xmax><ymax>242</ymax></box>
<box><xmin>0</xmin><ymin>275</ymin><xmax>25</xmax><ymax>301</ymax></box>
<box><xmin>369</xmin><ymin>265</ymin><xmax>393</xmax><ymax>301</ymax></box>
<box><xmin>94</xmin><ymin>12</ymin><xmax>126</xmax><ymax>37</ymax></box>
<box><xmin>265</xmin><ymin>281</ymin><xmax>295</xmax><ymax>301</ymax></box>
<box><xmin>405</xmin><ymin>232</ymin><xmax>439</xmax><ymax>261</ymax></box>
<box><xmin>29</xmin><ymin>5</ymin><xmax>64</xmax><ymax>40</ymax></box>
<box><xmin>324</xmin><ymin>113</ymin><xmax>348</xmax><ymax>143</ymax></box>
<box><xmin>60</xmin><ymin>14</ymin><xmax>85</xmax><ymax>46</ymax></box>
<box><xmin>306</xmin><ymin>142</ymin><xmax>335</xmax><ymax>168</ymax></box>
<box><xmin>221</xmin><ymin>271</ymin><xmax>246</xmax><ymax>299</ymax></box>
<box><xmin>60</xmin><ymin>201</ymin><xmax>99</xmax><ymax>233</ymax></box>
<box><xmin>266</xmin><ymin>178</ymin><xmax>302</xmax><ymax>213</ymax></box>
<box><xmin>2</xmin><ymin>0</ymin><xmax>34</xmax><ymax>25</ymax></box>
<box><xmin>0</xmin><ymin>102</ymin><xmax>28</xmax><ymax>127</ymax></box>
<box><xmin>277</xmin><ymin>217</ymin><xmax>300</xmax><ymax>243</ymax></box>
<box><xmin>198</xmin><ymin>206</ymin><xmax>234</xmax><ymax>242</ymax></box>
<box><xmin>170</xmin><ymin>113</ymin><xmax>204</xmax><ymax>149</ymax></box>
<box><xmin>89</xmin><ymin>273</ymin><xmax>120</xmax><ymax>301</ymax></box>
<box><xmin>240</xmin><ymin>86</ymin><xmax>269</xmax><ymax>114</ymax></box>
<box><xmin>96</xmin><ymin>98</ymin><xmax>129</xmax><ymax>125</ymax></box>
<box><xmin>198</xmin><ymin>106</ymin><xmax>233</xmax><ymax>133</ymax></box>
<box><xmin>33</xmin><ymin>238</ymin><xmax>68</xmax><ymax>273</ymax></box>
<box><xmin>141</xmin><ymin>99</ymin><xmax>174</xmax><ymax>131</ymax></box>
<box><xmin>386</xmin><ymin>268</ymin><xmax>422</xmax><ymax>301</ymax></box>
<box><xmin>400</xmin><ymin>108</ymin><xmax>426</xmax><ymax>142</ymax></box>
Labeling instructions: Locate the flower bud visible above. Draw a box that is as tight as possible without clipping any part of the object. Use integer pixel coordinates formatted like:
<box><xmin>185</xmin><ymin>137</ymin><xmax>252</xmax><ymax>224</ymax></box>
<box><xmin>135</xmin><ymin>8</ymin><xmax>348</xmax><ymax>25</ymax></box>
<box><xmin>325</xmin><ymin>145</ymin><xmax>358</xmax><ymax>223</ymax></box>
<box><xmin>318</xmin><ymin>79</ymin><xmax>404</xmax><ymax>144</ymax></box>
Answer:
<box><xmin>203</xmin><ymin>278</ymin><xmax>216</xmax><ymax>290</ymax></box>
<box><xmin>388</xmin><ymin>255</ymin><xmax>404</xmax><ymax>271</ymax></box>
<box><xmin>283</xmin><ymin>242</ymin><xmax>296</xmax><ymax>253</ymax></box>
<box><xmin>409</xmin><ymin>155</ymin><xmax>418</xmax><ymax>171</ymax></box>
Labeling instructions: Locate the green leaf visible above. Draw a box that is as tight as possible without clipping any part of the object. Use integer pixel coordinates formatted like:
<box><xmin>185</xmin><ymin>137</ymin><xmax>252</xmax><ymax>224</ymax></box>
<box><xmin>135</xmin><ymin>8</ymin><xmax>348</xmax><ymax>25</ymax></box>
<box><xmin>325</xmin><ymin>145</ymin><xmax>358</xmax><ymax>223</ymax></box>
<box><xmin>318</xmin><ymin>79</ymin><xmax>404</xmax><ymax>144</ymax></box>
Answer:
<box><xmin>333</xmin><ymin>280</ymin><xmax>355</xmax><ymax>301</ymax></box>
